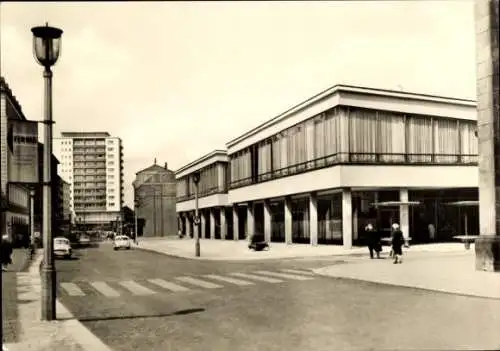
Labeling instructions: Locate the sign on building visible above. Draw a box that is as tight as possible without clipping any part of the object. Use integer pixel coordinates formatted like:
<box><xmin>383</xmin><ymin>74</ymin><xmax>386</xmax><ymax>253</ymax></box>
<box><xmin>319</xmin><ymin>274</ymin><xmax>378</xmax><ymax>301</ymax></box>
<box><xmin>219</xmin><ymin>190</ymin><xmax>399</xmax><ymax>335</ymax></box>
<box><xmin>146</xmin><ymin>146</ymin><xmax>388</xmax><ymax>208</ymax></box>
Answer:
<box><xmin>7</xmin><ymin>120</ymin><xmax>39</xmax><ymax>184</ymax></box>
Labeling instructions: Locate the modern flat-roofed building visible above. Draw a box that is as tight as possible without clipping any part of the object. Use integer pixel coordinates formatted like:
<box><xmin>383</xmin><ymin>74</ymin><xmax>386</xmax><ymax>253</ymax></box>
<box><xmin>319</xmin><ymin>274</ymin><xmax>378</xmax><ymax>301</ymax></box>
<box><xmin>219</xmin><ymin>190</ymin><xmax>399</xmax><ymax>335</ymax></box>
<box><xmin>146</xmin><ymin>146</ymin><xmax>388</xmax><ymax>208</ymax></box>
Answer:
<box><xmin>54</xmin><ymin>132</ymin><xmax>124</xmax><ymax>229</ymax></box>
<box><xmin>176</xmin><ymin>150</ymin><xmax>231</xmax><ymax>239</ymax></box>
<box><xmin>177</xmin><ymin>84</ymin><xmax>479</xmax><ymax>248</ymax></box>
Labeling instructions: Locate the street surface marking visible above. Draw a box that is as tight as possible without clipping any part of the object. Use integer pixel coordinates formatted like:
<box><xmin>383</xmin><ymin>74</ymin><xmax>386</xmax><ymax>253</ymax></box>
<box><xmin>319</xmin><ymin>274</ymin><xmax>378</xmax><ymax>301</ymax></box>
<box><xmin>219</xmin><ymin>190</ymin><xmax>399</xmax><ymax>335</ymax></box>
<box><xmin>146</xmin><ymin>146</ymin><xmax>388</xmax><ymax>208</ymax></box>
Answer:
<box><xmin>280</xmin><ymin>269</ymin><xmax>316</xmax><ymax>276</ymax></box>
<box><xmin>254</xmin><ymin>270</ymin><xmax>314</xmax><ymax>281</ymax></box>
<box><xmin>89</xmin><ymin>281</ymin><xmax>121</xmax><ymax>297</ymax></box>
<box><xmin>229</xmin><ymin>272</ymin><xmax>284</xmax><ymax>283</ymax></box>
<box><xmin>60</xmin><ymin>282</ymin><xmax>86</xmax><ymax>296</ymax></box>
<box><xmin>118</xmin><ymin>281</ymin><xmax>156</xmax><ymax>295</ymax></box>
<box><xmin>175</xmin><ymin>276</ymin><xmax>223</xmax><ymax>289</ymax></box>
<box><xmin>148</xmin><ymin>279</ymin><xmax>191</xmax><ymax>292</ymax></box>
<box><xmin>204</xmin><ymin>274</ymin><xmax>255</xmax><ymax>286</ymax></box>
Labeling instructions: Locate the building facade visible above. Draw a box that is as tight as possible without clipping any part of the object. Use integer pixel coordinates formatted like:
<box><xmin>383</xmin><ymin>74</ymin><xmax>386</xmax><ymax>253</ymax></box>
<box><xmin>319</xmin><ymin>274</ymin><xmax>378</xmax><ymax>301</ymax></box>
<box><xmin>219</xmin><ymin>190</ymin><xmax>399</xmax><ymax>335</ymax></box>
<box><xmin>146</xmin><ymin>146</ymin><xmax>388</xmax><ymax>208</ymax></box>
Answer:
<box><xmin>176</xmin><ymin>150</ymin><xmax>230</xmax><ymax>239</ymax></box>
<box><xmin>133</xmin><ymin>161</ymin><xmax>177</xmax><ymax>237</ymax></box>
<box><xmin>177</xmin><ymin>84</ymin><xmax>479</xmax><ymax>248</ymax></box>
<box><xmin>54</xmin><ymin>132</ymin><xmax>124</xmax><ymax>229</ymax></box>
<box><xmin>1</xmin><ymin>77</ymin><xmax>32</xmax><ymax>242</ymax></box>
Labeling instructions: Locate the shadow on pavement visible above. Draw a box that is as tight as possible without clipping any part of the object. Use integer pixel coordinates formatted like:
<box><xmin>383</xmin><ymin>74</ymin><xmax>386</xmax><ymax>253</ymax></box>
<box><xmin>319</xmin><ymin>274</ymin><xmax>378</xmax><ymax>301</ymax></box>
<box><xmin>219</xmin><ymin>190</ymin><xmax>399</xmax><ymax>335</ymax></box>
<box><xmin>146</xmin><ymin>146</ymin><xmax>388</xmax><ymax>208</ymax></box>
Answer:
<box><xmin>75</xmin><ymin>308</ymin><xmax>205</xmax><ymax>323</ymax></box>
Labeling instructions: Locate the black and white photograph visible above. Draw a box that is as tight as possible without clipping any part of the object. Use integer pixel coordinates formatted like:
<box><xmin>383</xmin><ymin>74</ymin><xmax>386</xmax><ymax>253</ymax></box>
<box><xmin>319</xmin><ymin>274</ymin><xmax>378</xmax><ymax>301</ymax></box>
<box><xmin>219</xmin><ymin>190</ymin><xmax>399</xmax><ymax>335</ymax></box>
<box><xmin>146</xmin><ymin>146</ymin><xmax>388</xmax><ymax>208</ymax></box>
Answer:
<box><xmin>1</xmin><ymin>1</ymin><xmax>499</xmax><ymax>350</ymax></box>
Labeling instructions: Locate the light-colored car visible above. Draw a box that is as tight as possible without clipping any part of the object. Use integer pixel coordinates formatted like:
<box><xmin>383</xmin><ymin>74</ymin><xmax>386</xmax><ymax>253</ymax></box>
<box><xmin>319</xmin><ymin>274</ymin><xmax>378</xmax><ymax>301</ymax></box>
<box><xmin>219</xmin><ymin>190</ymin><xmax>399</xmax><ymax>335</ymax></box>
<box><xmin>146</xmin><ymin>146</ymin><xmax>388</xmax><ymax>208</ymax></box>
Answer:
<box><xmin>78</xmin><ymin>234</ymin><xmax>91</xmax><ymax>247</ymax></box>
<box><xmin>54</xmin><ymin>237</ymin><xmax>72</xmax><ymax>259</ymax></box>
<box><xmin>113</xmin><ymin>235</ymin><xmax>131</xmax><ymax>250</ymax></box>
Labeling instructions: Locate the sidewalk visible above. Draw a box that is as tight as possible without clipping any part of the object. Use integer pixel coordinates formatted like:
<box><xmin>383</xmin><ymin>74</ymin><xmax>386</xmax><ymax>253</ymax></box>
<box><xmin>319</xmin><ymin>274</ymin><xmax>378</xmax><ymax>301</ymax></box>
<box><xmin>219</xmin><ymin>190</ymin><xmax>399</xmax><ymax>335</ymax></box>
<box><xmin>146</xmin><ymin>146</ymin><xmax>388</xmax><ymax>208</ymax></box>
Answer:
<box><xmin>3</xmin><ymin>250</ymin><xmax>112</xmax><ymax>351</ymax></box>
<box><xmin>313</xmin><ymin>250</ymin><xmax>500</xmax><ymax>299</ymax></box>
<box><xmin>135</xmin><ymin>237</ymin><xmax>473</xmax><ymax>261</ymax></box>
<box><xmin>2</xmin><ymin>249</ymin><xmax>32</xmax><ymax>345</ymax></box>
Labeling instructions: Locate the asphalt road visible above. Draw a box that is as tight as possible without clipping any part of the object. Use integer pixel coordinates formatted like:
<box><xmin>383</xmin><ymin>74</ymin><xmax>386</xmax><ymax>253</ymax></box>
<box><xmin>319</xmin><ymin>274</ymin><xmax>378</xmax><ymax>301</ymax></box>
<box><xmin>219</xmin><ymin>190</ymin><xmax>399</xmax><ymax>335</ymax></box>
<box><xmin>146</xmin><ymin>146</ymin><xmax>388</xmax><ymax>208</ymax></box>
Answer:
<box><xmin>56</xmin><ymin>243</ymin><xmax>500</xmax><ymax>351</ymax></box>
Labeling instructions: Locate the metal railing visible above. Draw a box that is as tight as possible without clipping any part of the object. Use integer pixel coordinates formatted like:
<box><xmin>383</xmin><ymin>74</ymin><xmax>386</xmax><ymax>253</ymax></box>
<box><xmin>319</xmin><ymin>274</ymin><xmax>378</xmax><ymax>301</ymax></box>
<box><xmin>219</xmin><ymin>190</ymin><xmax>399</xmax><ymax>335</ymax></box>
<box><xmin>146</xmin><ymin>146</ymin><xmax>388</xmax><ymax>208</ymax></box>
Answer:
<box><xmin>229</xmin><ymin>152</ymin><xmax>478</xmax><ymax>189</ymax></box>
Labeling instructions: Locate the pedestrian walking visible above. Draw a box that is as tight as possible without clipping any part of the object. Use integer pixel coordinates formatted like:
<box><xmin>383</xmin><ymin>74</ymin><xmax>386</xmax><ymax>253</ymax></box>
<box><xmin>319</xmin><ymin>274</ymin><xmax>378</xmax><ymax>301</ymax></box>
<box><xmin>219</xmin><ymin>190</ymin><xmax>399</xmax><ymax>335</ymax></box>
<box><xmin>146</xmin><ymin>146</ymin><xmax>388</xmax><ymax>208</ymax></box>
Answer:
<box><xmin>1</xmin><ymin>234</ymin><xmax>13</xmax><ymax>271</ymax></box>
<box><xmin>391</xmin><ymin>223</ymin><xmax>405</xmax><ymax>264</ymax></box>
<box><xmin>364</xmin><ymin>223</ymin><xmax>381</xmax><ymax>259</ymax></box>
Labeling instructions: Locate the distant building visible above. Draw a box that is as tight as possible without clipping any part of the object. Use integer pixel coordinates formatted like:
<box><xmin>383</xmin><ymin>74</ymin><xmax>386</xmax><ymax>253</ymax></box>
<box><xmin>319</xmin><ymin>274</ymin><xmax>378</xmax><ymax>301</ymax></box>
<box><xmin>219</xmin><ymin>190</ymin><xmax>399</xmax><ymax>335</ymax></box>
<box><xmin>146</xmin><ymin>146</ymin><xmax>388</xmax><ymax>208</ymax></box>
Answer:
<box><xmin>61</xmin><ymin>178</ymin><xmax>72</xmax><ymax>222</ymax></box>
<box><xmin>133</xmin><ymin>160</ymin><xmax>176</xmax><ymax>237</ymax></box>
<box><xmin>33</xmin><ymin>142</ymin><xmax>63</xmax><ymax>237</ymax></box>
<box><xmin>53</xmin><ymin>131</ymin><xmax>124</xmax><ymax>230</ymax></box>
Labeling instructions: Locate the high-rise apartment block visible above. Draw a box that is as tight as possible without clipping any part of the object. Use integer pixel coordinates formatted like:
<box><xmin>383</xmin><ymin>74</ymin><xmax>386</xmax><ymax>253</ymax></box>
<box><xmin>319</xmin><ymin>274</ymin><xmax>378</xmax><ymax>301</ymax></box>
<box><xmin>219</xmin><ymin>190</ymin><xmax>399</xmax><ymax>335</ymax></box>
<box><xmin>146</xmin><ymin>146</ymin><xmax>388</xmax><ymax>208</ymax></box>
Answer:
<box><xmin>54</xmin><ymin>132</ymin><xmax>124</xmax><ymax>228</ymax></box>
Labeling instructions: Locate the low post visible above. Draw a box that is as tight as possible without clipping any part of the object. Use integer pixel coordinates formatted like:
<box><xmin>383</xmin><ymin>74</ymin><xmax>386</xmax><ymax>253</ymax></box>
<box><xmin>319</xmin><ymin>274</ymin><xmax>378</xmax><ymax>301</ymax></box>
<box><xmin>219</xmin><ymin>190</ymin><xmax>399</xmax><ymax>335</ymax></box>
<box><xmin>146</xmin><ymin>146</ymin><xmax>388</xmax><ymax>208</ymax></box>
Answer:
<box><xmin>193</xmin><ymin>171</ymin><xmax>201</xmax><ymax>257</ymax></box>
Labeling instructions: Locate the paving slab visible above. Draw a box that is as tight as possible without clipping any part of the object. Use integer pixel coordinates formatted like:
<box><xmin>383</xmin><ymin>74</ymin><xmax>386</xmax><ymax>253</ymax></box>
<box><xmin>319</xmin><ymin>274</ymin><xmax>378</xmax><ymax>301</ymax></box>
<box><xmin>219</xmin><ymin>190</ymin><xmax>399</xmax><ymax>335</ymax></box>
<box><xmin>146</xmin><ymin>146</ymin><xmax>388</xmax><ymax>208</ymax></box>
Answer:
<box><xmin>313</xmin><ymin>251</ymin><xmax>500</xmax><ymax>299</ymax></box>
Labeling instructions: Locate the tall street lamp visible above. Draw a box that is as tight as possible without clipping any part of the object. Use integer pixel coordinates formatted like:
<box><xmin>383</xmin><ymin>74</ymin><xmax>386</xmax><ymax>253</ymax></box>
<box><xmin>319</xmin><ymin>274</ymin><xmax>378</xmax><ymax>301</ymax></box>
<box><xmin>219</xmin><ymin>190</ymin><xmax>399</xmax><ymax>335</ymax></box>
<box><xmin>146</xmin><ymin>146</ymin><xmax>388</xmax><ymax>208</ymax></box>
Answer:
<box><xmin>31</xmin><ymin>22</ymin><xmax>63</xmax><ymax>321</ymax></box>
<box><xmin>193</xmin><ymin>171</ymin><xmax>201</xmax><ymax>257</ymax></box>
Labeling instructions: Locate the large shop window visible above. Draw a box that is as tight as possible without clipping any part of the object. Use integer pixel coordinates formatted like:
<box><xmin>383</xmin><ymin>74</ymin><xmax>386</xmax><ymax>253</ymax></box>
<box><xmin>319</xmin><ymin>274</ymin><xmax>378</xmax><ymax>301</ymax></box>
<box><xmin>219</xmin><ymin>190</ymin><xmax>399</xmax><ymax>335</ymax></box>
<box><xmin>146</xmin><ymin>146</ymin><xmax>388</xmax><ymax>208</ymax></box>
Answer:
<box><xmin>434</xmin><ymin>118</ymin><xmax>459</xmax><ymax>163</ymax></box>
<box><xmin>460</xmin><ymin>122</ymin><xmax>478</xmax><ymax>163</ymax></box>
<box><xmin>349</xmin><ymin>109</ymin><xmax>377</xmax><ymax>162</ymax></box>
<box><xmin>378</xmin><ymin>112</ymin><xmax>406</xmax><ymax>162</ymax></box>
<box><xmin>257</xmin><ymin>141</ymin><xmax>272</xmax><ymax>181</ymax></box>
<box><xmin>230</xmin><ymin>150</ymin><xmax>252</xmax><ymax>186</ymax></box>
<box><xmin>407</xmin><ymin>116</ymin><xmax>433</xmax><ymax>163</ymax></box>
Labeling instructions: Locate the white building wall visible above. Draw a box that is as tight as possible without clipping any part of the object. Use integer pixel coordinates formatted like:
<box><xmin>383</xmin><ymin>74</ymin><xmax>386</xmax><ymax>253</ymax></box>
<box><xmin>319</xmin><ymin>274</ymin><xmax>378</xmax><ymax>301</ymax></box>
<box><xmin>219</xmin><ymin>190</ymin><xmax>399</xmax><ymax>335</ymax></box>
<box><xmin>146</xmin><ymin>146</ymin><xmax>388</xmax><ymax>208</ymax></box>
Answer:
<box><xmin>105</xmin><ymin>137</ymin><xmax>121</xmax><ymax>213</ymax></box>
<box><xmin>228</xmin><ymin>165</ymin><xmax>478</xmax><ymax>203</ymax></box>
<box><xmin>176</xmin><ymin>193</ymin><xmax>229</xmax><ymax>212</ymax></box>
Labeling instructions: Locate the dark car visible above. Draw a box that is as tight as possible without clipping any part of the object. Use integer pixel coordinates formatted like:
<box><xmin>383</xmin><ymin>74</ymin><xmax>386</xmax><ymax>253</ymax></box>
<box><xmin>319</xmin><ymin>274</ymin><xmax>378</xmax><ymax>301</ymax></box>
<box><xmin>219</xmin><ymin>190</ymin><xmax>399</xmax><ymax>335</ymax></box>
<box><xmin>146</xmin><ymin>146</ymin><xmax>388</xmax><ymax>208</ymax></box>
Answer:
<box><xmin>248</xmin><ymin>234</ymin><xmax>269</xmax><ymax>251</ymax></box>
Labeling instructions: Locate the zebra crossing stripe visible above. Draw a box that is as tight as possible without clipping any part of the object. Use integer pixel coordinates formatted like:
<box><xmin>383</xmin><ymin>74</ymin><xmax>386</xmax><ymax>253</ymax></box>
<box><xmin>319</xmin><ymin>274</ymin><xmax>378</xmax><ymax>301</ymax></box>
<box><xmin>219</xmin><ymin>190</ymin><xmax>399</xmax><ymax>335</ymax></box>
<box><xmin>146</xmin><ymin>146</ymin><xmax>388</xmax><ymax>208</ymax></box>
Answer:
<box><xmin>280</xmin><ymin>269</ymin><xmax>315</xmax><ymax>276</ymax></box>
<box><xmin>254</xmin><ymin>270</ymin><xmax>314</xmax><ymax>281</ymax></box>
<box><xmin>176</xmin><ymin>276</ymin><xmax>223</xmax><ymax>289</ymax></box>
<box><xmin>204</xmin><ymin>274</ymin><xmax>255</xmax><ymax>286</ymax></box>
<box><xmin>89</xmin><ymin>281</ymin><xmax>121</xmax><ymax>297</ymax></box>
<box><xmin>229</xmin><ymin>272</ymin><xmax>284</xmax><ymax>283</ymax></box>
<box><xmin>148</xmin><ymin>279</ymin><xmax>191</xmax><ymax>292</ymax></box>
<box><xmin>60</xmin><ymin>282</ymin><xmax>86</xmax><ymax>296</ymax></box>
<box><xmin>118</xmin><ymin>281</ymin><xmax>156</xmax><ymax>296</ymax></box>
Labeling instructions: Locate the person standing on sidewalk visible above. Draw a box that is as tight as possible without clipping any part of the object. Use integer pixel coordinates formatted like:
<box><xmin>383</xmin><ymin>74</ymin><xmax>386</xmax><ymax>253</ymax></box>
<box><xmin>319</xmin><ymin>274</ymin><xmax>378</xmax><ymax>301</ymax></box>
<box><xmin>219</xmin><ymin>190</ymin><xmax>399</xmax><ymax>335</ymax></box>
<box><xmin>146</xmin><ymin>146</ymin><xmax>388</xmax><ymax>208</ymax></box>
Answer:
<box><xmin>1</xmin><ymin>234</ymin><xmax>13</xmax><ymax>271</ymax></box>
<box><xmin>391</xmin><ymin>223</ymin><xmax>404</xmax><ymax>264</ymax></box>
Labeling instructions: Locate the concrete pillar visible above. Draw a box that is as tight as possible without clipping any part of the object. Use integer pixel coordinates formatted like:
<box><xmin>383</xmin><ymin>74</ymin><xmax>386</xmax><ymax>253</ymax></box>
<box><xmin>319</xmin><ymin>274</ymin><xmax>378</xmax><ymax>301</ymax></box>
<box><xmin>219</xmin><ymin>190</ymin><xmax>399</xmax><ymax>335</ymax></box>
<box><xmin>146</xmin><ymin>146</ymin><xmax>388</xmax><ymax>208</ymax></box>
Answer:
<box><xmin>264</xmin><ymin>200</ymin><xmax>272</xmax><ymax>243</ymax></box>
<box><xmin>309</xmin><ymin>193</ymin><xmax>318</xmax><ymax>246</ymax></box>
<box><xmin>232</xmin><ymin>205</ymin><xmax>239</xmax><ymax>241</ymax></box>
<box><xmin>475</xmin><ymin>0</ymin><xmax>500</xmax><ymax>272</ymax></box>
<box><xmin>210</xmin><ymin>209</ymin><xmax>216</xmax><ymax>239</ymax></box>
<box><xmin>220</xmin><ymin>207</ymin><xmax>227</xmax><ymax>240</ymax></box>
<box><xmin>246</xmin><ymin>202</ymin><xmax>255</xmax><ymax>241</ymax></box>
<box><xmin>284</xmin><ymin>197</ymin><xmax>293</xmax><ymax>245</ymax></box>
<box><xmin>201</xmin><ymin>211</ymin><xmax>206</xmax><ymax>239</ymax></box>
<box><xmin>185</xmin><ymin>215</ymin><xmax>191</xmax><ymax>238</ymax></box>
<box><xmin>399</xmin><ymin>188</ymin><xmax>410</xmax><ymax>243</ymax></box>
<box><xmin>342</xmin><ymin>189</ymin><xmax>352</xmax><ymax>249</ymax></box>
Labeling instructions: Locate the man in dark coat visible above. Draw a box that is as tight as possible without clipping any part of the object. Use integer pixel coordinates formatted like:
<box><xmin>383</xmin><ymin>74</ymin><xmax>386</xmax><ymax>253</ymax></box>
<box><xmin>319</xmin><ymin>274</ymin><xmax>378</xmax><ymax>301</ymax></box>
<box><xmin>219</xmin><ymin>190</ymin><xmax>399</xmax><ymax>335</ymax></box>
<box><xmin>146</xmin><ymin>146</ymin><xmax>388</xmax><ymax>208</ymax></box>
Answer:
<box><xmin>364</xmin><ymin>223</ymin><xmax>381</xmax><ymax>259</ymax></box>
<box><xmin>391</xmin><ymin>223</ymin><xmax>405</xmax><ymax>264</ymax></box>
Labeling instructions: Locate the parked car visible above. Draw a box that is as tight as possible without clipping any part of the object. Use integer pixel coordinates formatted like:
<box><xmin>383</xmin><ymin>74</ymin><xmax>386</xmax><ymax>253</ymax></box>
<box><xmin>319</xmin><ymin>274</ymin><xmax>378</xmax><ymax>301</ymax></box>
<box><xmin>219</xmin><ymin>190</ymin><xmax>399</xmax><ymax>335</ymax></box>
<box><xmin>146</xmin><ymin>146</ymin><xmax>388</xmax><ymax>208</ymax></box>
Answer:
<box><xmin>54</xmin><ymin>237</ymin><xmax>72</xmax><ymax>259</ymax></box>
<box><xmin>113</xmin><ymin>235</ymin><xmax>131</xmax><ymax>251</ymax></box>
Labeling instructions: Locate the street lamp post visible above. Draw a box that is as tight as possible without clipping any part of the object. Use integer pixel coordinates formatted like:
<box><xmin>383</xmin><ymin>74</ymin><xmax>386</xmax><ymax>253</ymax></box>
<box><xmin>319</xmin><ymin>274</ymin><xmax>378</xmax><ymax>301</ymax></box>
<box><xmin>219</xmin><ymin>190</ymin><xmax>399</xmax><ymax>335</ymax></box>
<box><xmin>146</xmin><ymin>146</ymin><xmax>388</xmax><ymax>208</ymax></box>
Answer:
<box><xmin>31</xmin><ymin>22</ymin><xmax>63</xmax><ymax>321</ymax></box>
<box><xmin>193</xmin><ymin>171</ymin><xmax>201</xmax><ymax>257</ymax></box>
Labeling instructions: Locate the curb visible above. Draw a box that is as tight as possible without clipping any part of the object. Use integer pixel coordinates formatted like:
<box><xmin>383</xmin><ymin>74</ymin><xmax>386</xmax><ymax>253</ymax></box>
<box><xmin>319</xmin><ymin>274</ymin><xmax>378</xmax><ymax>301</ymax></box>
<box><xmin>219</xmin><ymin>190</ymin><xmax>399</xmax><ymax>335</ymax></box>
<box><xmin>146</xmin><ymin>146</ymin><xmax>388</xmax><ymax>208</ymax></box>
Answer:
<box><xmin>31</xmin><ymin>252</ymin><xmax>113</xmax><ymax>351</ymax></box>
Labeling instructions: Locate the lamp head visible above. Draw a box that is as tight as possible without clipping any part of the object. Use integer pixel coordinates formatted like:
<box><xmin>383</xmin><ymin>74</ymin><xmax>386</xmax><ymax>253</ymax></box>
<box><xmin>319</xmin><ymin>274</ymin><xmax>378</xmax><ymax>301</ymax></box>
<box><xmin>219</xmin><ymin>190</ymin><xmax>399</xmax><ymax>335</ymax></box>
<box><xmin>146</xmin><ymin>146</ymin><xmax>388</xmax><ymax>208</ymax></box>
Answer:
<box><xmin>31</xmin><ymin>23</ymin><xmax>63</xmax><ymax>68</ymax></box>
<box><xmin>192</xmin><ymin>171</ymin><xmax>200</xmax><ymax>185</ymax></box>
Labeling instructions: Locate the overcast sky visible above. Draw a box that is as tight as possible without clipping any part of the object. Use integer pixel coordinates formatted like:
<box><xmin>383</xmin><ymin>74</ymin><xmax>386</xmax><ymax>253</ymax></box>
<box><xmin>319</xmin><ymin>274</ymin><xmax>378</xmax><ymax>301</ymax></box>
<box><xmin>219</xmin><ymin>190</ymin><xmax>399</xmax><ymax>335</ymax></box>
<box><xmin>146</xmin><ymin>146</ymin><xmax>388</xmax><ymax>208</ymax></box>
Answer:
<box><xmin>0</xmin><ymin>1</ymin><xmax>477</xmax><ymax>207</ymax></box>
